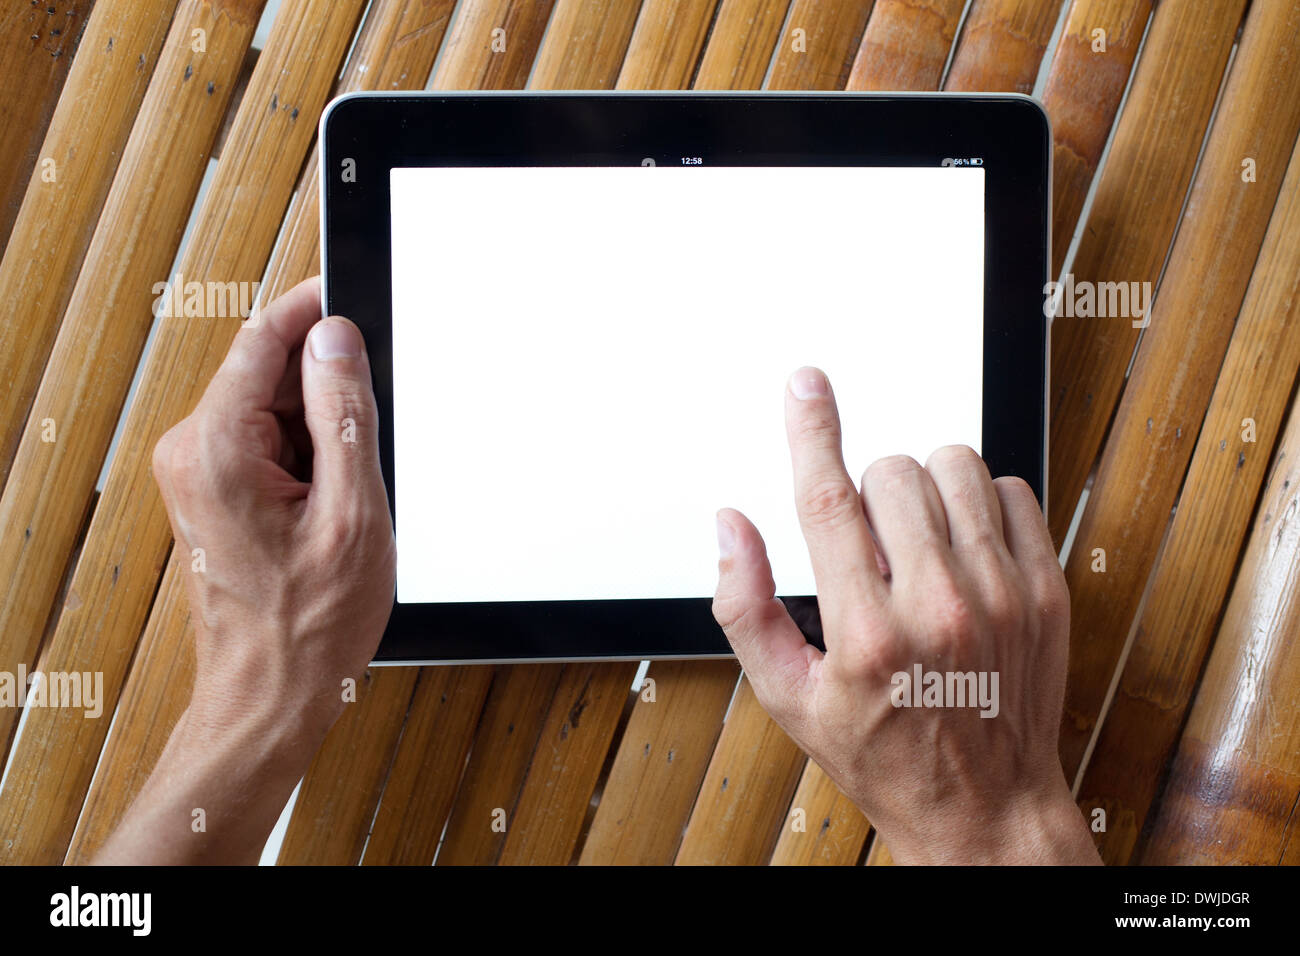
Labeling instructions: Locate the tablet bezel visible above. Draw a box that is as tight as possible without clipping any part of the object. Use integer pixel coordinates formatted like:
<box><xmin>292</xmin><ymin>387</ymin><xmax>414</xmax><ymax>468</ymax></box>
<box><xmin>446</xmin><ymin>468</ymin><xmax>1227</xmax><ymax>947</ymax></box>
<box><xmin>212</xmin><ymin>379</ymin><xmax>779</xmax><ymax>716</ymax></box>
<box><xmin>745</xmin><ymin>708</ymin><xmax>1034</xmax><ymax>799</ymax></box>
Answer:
<box><xmin>319</xmin><ymin>91</ymin><xmax>1051</xmax><ymax>665</ymax></box>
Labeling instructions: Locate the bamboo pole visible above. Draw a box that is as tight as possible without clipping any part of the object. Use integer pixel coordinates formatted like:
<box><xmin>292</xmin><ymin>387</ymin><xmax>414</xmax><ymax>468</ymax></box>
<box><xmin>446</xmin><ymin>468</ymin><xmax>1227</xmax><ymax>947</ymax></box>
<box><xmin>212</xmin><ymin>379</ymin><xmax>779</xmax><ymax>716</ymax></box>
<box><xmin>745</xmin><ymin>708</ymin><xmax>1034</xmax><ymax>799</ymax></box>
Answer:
<box><xmin>846</xmin><ymin>0</ymin><xmax>966</xmax><ymax>90</ymax></box>
<box><xmin>579</xmin><ymin>660</ymin><xmax>739</xmax><ymax>863</ymax></box>
<box><xmin>616</xmin><ymin>0</ymin><xmax>719</xmax><ymax>89</ymax></box>
<box><xmin>943</xmin><ymin>0</ymin><xmax>1062</xmax><ymax>93</ymax></box>
<box><xmin>1141</xmin><ymin>380</ymin><xmax>1300</xmax><ymax>865</ymax></box>
<box><xmin>769</xmin><ymin>761</ymin><xmax>872</xmax><ymax>865</ymax></box>
<box><xmin>1040</xmin><ymin>0</ymin><xmax>1151</xmax><ymax>278</ymax></box>
<box><xmin>693</xmin><ymin>0</ymin><xmax>790</xmax><ymax>90</ymax></box>
<box><xmin>529</xmin><ymin>0</ymin><xmax>644</xmax><ymax>89</ymax></box>
<box><xmin>0</xmin><ymin>0</ymin><xmax>97</xmax><ymax>248</ymax></box>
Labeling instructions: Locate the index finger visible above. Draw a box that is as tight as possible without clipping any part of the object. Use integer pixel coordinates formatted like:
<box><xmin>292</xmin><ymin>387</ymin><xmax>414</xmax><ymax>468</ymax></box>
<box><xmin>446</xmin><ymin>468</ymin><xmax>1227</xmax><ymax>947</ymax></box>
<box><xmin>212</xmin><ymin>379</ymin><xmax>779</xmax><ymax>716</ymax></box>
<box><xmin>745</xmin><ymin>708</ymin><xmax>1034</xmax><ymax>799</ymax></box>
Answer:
<box><xmin>785</xmin><ymin>366</ymin><xmax>887</xmax><ymax>629</ymax></box>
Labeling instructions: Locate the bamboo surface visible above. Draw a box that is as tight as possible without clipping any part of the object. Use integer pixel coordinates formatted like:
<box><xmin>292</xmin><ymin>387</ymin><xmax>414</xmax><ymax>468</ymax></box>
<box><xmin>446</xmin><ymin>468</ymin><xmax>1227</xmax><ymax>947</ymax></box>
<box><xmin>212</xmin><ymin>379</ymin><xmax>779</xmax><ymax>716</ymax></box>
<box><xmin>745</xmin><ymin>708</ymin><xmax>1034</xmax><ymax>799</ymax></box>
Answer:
<box><xmin>1057</xmin><ymin>0</ymin><xmax>1300</xmax><ymax>782</ymax></box>
<box><xmin>847</xmin><ymin>0</ymin><xmax>966</xmax><ymax>90</ymax></box>
<box><xmin>2</xmin><ymin>0</ymin><xmax>1298</xmax><ymax>868</ymax></box>
<box><xmin>1078</xmin><ymin>132</ymin><xmax>1300</xmax><ymax>863</ymax></box>
<box><xmin>1141</xmin><ymin>377</ymin><xmax>1300</xmax><ymax>865</ymax></box>
<box><xmin>1046</xmin><ymin>0</ymin><xmax>1248</xmax><ymax>545</ymax></box>
<box><xmin>0</xmin><ymin>0</ymin><xmax>177</xmax><ymax>483</ymax></box>
<box><xmin>0</xmin><ymin>1</ymin><xmax>98</xmax><ymax>248</ymax></box>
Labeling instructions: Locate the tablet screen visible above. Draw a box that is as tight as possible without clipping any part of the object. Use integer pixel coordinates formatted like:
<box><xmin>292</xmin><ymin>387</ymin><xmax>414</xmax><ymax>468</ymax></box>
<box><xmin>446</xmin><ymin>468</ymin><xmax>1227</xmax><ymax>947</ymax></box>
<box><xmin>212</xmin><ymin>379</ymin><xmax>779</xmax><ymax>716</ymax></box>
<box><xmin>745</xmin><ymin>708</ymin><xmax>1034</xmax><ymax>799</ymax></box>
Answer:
<box><xmin>389</xmin><ymin>165</ymin><xmax>984</xmax><ymax>605</ymax></box>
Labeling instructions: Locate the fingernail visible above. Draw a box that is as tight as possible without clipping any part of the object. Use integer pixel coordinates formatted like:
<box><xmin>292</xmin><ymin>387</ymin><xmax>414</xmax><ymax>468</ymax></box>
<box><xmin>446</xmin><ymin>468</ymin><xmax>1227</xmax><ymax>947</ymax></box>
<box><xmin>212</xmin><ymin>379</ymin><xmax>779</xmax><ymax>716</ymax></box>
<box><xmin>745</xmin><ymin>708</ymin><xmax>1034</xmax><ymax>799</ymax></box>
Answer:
<box><xmin>789</xmin><ymin>366</ymin><xmax>829</xmax><ymax>400</ymax></box>
<box><xmin>309</xmin><ymin>318</ymin><xmax>362</xmax><ymax>361</ymax></box>
<box><xmin>716</xmin><ymin>513</ymin><xmax>735</xmax><ymax>559</ymax></box>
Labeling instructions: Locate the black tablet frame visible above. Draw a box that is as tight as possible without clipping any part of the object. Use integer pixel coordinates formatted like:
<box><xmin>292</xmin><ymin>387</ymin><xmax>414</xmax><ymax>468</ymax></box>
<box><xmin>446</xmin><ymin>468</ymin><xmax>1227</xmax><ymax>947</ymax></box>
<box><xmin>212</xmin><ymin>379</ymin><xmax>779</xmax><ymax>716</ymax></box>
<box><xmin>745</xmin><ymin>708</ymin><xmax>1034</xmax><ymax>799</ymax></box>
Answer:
<box><xmin>319</xmin><ymin>91</ymin><xmax>1051</xmax><ymax>664</ymax></box>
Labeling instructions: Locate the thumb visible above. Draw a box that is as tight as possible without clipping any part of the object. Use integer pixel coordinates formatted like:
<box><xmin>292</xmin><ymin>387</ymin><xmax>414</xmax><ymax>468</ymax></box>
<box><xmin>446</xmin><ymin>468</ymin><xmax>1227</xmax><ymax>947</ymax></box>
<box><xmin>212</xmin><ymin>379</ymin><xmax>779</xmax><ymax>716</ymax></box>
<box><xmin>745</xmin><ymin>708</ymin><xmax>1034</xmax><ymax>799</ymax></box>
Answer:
<box><xmin>302</xmin><ymin>316</ymin><xmax>384</xmax><ymax>517</ymax></box>
<box><xmin>713</xmin><ymin>508</ymin><xmax>819</xmax><ymax>723</ymax></box>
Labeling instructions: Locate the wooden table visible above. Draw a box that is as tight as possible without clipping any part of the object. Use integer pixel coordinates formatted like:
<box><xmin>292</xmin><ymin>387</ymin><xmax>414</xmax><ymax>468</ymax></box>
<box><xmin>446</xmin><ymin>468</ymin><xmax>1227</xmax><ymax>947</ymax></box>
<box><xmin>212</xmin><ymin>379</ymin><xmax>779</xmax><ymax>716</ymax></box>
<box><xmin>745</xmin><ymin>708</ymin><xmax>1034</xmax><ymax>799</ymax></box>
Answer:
<box><xmin>1</xmin><ymin>0</ymin><xmax>1297</xmax><ymax>865</ymax></box>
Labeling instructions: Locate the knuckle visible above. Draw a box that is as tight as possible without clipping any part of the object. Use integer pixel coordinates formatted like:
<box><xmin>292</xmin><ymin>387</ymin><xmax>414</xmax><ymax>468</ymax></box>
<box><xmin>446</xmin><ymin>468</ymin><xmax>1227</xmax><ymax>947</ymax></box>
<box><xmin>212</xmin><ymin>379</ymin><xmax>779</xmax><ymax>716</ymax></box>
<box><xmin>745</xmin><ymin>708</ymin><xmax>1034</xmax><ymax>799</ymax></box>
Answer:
<box><xmin>994</xmin><ymin>474</ymin><xmax>1036</xmax><ymax>503</ymax></box>
<box><xmin>800</xmin><ymin>476</ymin><xmax>861</xmax><ymax>529</ymax></box>
<box><xmin>151</xmin><ymin>427</ymin><xmax>179</xmax><ymax>483</ymax></box>
<box><xmin>863</xmin><ymin>454</ymin><xmax>921</xmax><ymax>491</ymax></box>
<box><xmin>926</xmin><ymin>443</ymin><xmax>981</xmax><ymax>473</ymax></box>
<box><xmin>982</xmin><ymin>576</ymin><xmax>1025</xmax><ymax>633</ymax></box>
<box><xmin>161</xmin><ymin>425</ymin><xmax>203</xmax><ymax>493</ymax></box>
<box><xmin>1036</xmin><ymin>565</ymin><xmax>1071</xmax><ymax>622</ymax></box>
<box><xmin>713</xmin><ymin>594</ymin><xmax>777</xmax><ymax>639</ymax></box>
<box><xmin>791</xmin><ymin>407</ymin><xmax>839</xmax><ymax>445</ymax></box>
<box><xmin>924</xmin><ymin>576</ymin><xmax>978</xmax><ymax>645</ymax></box>
<box><xmin>833</xmin><ymin>634</ymin><xmax>891</xmax><ymax>682</ymax></box>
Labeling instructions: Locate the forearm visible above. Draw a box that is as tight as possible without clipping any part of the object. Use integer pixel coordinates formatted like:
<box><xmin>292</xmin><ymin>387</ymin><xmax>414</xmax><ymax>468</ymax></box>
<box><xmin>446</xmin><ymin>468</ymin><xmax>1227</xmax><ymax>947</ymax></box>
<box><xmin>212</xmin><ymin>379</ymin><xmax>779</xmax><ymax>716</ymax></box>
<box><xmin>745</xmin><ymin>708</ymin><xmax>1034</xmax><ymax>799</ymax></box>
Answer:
<box><xmin>93</xmin><ymin>700</ymin><xmax>324</xmax><ymax>865</ymax></box>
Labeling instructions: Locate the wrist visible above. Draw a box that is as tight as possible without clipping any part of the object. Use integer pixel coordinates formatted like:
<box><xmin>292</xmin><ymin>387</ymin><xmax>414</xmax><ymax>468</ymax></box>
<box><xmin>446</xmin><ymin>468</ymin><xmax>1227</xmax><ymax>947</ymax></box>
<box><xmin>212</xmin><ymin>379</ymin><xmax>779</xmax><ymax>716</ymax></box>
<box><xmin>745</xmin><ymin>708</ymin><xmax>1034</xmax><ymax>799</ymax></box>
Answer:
<box><xmin>874</xmin><ymin>775</ymin><xmax>1101</xmax><ymax>865</ymax></box>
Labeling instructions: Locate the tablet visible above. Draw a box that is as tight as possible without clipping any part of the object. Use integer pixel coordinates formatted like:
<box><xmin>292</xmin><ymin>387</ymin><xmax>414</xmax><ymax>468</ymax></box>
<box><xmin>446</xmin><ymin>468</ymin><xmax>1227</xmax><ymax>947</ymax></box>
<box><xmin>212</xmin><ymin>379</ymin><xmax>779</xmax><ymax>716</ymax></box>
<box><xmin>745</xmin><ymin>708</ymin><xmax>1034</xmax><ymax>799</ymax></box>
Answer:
<box><xmin>319</xmin><ymin>92</ymin><xmax>1050</xmax><ymax>665</ymax></box>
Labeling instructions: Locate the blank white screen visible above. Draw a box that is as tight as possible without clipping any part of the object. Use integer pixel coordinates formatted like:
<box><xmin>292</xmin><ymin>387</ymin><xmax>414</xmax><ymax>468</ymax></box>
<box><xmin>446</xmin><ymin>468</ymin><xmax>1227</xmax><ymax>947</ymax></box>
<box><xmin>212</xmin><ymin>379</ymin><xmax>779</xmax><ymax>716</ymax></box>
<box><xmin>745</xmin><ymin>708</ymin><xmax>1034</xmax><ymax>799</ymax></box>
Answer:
<box><xmin>390</xmin><ymin>165</ymin><xmax>984</xmax><ymax>603</ymax></box>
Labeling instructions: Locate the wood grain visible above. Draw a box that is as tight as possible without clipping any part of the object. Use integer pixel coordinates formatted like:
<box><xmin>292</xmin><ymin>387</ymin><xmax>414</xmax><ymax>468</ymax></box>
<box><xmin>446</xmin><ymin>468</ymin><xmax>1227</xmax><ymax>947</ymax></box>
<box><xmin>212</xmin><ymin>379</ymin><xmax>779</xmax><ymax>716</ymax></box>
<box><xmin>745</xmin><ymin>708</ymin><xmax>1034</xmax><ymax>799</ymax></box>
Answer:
<box><xmin>943</xmin><ymin>0</ymin><xmax>1062</xmax><ymax>93</ymax></box>
<box><xmin>0</xmin><ymin>0</ymin><xmax>268</xmax><ymax>782</ymax></box>
<box><xmin>864</xmin><ymin>835</ymin><xmax>895</xmax><ymax>865</ymax></box>
<box><xmin>0</xmin><ymin>0</ymin><xmax>175</xmax><ymax>484</ymax></box>
<box><xmin>1046</xmin><ymin>0</ymin><xmax>1247</xmax><ymax>544</ymax></box>
<box><xmin>764</xmin><ymin>0</ymin><xmax>874</xmax><ymax>90</ymax></box>
<box><xmin>1077</xmin><ymin>133</ymin><xmax>1300</xmax><ymax>864</ymax></box>
<box><xmin>1058</xmin><ymin>0</ymin><xmax>1300</xmax><ymax>780</ymax></box>
<box><xmin>64</xmin><ymin>547</ymin><xmax>195</xmax><ymax>863</ymax></box>
<box><xmin>846</xmin><ymin>0</ymin><xmax>966</xmax><ymax>90</ymax></box>
<box><xmin>616</xmin><ymin>0</ymin><xmax>719</xmax><ymax>89</ymax></box>
<box><xmin>1140</xmin><ymin>387</ymin><xmax>1300</xmax><ymax>865</ymax></box>
<box><xmin>769</xmin><ymin>761</ymin><xmax>871</xmax><ymax>865</ymax></box>
<box><xmin>497</xmin><ymin>662</ymin><xmax>637</xmax><ymax>864</ymax></box>
<box><xmin>693</xmin><ymin>0</ymin><xmax>790</xmax><ymax>90</ymax></box>
<box><xmin>0</xmin><ymin>0</ymin><xmax>97</xmax><ymax>249</ymax></box>
<box><xmin>1040</xmin><ymin>0</ymin><xmax>1151</xmax><ymax>277</ymax></box>
<box><xmin>529</xmin><ymin>0</ymin><xmax>644</xmax><ymax>89</ymax></box>
<box><xmin>579</xmin><ymin>659</ymin><xmax>739</xmax><ymax>864</ymax></box>
<box><xmin>276</xmin><ymin>669</ymin><xmax>419</xmax><ymax>865</ymax></box>
<box><xmin>676</xmin><ymin>678</ymin><xmax>807</xmax><ymax>864</ymax></box>
<box><xmin>431</xmin><ymin>0</ymin><xmax>558</xmax><ymax>89</ymax></box>
<box><xmin>434</xmin><ymin>664</ymin><xmax>564</xmax><ymax>864</ymax></box>
<box><xmin>0</xmin><ymin>0</ymin><xmax>367</xmax><ymax>865</ymax></box>
<box><xmin>360</xmin><ymin>666</ymin><xmax>494</xmax><ymax>865</ymax></box>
